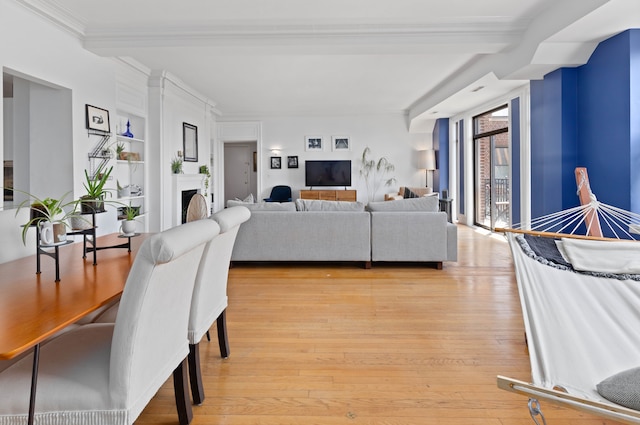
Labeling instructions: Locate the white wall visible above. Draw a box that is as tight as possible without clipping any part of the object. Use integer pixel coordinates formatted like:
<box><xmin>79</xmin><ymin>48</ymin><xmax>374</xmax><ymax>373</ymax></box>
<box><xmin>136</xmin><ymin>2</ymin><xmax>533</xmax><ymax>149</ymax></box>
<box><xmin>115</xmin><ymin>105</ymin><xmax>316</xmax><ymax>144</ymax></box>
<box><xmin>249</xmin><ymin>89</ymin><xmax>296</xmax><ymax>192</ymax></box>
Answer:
<box><xmin>150</xmin><ymin>73</ymin><xmax>215</xmax><ymax>230</ymax></box>
<box><xmin>0</xmin><ymin>1</ymin><xmax>122</xmax><ymax>260</ymax></box>
<box><xmin>220</xmin><ymin>113</ymin><xmax>427</xmax><ymax>203</ymax></box>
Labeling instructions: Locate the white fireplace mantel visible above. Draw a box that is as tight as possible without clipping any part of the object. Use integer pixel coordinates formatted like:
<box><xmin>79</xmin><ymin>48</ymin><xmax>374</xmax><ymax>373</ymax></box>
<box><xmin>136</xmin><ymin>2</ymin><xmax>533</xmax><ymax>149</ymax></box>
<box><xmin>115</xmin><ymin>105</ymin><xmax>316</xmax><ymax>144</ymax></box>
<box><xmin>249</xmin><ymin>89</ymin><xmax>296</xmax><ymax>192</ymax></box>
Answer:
<box><xmin>172</xmin><ymin>174</ymin><xmax>206</xmax><ymax>226</ymax></box>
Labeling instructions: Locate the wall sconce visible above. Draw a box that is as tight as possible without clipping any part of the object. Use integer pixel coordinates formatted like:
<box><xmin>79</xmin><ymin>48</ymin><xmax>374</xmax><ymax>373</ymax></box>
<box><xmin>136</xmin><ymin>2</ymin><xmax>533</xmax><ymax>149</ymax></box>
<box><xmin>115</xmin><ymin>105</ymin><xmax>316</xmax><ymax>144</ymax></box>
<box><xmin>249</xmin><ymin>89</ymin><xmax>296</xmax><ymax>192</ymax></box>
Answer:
<box><xmin>419</xmin><ymin>149</ymin><xmax>436</xmax><ymax>188</ymax></box>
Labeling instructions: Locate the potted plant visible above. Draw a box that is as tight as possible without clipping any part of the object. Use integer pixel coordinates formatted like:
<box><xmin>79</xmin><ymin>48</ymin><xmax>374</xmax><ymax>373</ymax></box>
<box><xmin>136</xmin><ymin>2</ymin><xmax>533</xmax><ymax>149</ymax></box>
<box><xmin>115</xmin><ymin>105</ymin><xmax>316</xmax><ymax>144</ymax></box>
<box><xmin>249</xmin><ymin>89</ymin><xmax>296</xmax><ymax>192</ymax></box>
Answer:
<box><xmin>359</xmin><ymin>147</ymin><xmax>396</xmax><ymax>203</ymax></box>
<box><xmin>199</xmin><ymin>164</ymin><xmax>211</xmax><ymax>196</ymax></box>
<box><xmin>119</xmin><ymin>204</ymin><xmax>140</xmax><ymax>235</ymax></box>
<box><xmin>171</xmin><ymin>157</ymin><xmax>183</xmax><ymax>174</ymax></box>
<box><xmin>15</xmin><ymin>192</ymin><xmax>80</xmax><ymax>245</ymax></box>
<box><xmin>116</xmin><ymin>142</ymin><xmax>126</xmax><ymax>160</ymax></box>
<box><xmin>81</xmin><ymin>163</ymin><xmax>113</xmax><ymax>214</ymax></box>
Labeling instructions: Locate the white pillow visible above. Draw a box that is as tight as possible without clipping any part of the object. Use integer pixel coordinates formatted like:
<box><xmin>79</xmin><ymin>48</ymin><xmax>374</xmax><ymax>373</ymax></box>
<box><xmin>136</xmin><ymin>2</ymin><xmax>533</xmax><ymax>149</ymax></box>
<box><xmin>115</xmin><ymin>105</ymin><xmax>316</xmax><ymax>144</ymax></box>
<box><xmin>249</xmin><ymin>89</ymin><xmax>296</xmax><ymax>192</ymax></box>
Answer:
<box><xmin>559</xmin><ymin>238</ymin><xmax>640</xmax><ymax>274</ymax></box>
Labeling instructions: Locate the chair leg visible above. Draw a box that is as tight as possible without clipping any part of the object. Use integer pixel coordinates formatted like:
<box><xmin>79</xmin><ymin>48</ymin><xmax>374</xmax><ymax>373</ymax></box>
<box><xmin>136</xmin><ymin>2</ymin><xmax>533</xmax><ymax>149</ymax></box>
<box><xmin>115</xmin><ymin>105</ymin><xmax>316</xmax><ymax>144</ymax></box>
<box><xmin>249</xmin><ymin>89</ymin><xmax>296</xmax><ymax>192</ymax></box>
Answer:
<box><xmin>173</xmin><ymin>358</ymin><xmax>193</xmax><ymax>425</ymax></box>
<box><xmin>217</xmin><ymin>310</ymin><xmax>230</xmax><ymax>359</ymax></box>
<box><xmin>188</xmin><ymin>343</ymin><xmax>205</xmax><ymax>405</ymax></box>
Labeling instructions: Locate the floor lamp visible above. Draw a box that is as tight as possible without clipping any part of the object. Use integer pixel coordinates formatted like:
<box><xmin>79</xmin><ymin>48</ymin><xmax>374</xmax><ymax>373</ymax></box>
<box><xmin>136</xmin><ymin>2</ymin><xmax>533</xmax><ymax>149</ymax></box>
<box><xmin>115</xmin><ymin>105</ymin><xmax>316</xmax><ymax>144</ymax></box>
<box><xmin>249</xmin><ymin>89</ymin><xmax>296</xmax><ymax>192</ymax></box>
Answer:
<box><xmin>419</xmin><ymin>149</ymin><xmax>436</xmax><ymax>188</ymax></box>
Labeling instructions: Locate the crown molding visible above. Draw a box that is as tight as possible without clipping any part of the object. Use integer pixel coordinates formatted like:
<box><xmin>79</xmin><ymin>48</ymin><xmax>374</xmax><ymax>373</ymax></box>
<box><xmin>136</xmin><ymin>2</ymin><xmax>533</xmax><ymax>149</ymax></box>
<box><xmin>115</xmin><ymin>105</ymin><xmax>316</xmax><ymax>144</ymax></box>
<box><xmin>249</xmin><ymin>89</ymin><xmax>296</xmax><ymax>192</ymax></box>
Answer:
<box><xmin>15</xmin><ymin>0</ymin><xmax>86</xmax><ymax>39</ymax></box>
<box><xmin>149</xmin><ymin>70</ymin><xmax>220</xmax><ymax>115</ymax></box>
<box><xmin>82</xmin><ymin>21</ymin><xmax>524</xmax><ymax>51</ymax></box>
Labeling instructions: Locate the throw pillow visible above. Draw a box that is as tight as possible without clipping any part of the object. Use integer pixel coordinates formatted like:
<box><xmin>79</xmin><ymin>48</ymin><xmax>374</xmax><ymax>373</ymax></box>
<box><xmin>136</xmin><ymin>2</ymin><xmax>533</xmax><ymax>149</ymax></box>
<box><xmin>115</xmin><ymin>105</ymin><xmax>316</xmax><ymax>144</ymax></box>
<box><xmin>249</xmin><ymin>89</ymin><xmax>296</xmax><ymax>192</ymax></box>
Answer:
<box><xmin>367</xmin><ymin>196</ymin><xmax>439</xmax><ymax>212</ymax></box>
<box><xmin>403</xmin><ymin>187</ymin><xmax>419</xmax><ymax>198</ymax></box>
<box><xmin>295</xmin><ymin>199</ymin><xmax>365</xmax><ymax>212</ymax></box>
<box><xmin>597</xmin><ymin>366</ymin><xmax>640</xmax><ymax>410</ymax></box>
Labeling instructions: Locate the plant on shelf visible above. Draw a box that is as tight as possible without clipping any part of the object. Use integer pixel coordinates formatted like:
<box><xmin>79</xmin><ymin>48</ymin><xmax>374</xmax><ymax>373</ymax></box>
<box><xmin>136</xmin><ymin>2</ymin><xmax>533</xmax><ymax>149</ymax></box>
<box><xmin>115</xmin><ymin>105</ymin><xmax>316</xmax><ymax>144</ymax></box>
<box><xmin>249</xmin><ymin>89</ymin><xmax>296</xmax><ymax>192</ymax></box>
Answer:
<box><xmin>359</xmin><ymin>147</ymin><xmax>396</xmax><ymax>203</ymax></box>
<box><xmin>81</xmin><ymin>162</ymin><xmax>113</xmax><ymax>214</ymax></box>
<box><xmin>171</xmin><ymin>157</ymin><xmax>183</xmax><ymax>174</ymax></box>
<box><xmin>116</xmin><ymin>142</ymin><xmax>126</xmax><ymax>160</ymax></box>
<box><xmin>199</xmin><ymin>164</ymin><xmax>211</xmax><ymax>196</ymax></box>
<box><xmin>14</xmin><ymin>191</ymin><xmax>80</xmax><ymax>245</ymax></box>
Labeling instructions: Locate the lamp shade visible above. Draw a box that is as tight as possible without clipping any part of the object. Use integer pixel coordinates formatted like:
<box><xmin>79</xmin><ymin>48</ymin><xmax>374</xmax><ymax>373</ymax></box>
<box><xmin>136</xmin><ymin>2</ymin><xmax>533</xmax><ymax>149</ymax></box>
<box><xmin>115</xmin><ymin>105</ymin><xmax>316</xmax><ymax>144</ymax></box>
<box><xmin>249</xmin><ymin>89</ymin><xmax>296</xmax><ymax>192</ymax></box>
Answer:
<box><xmin>419</xmin><ymin>149</ymin><xmax>436</xmax><ymax>171</ymax></box>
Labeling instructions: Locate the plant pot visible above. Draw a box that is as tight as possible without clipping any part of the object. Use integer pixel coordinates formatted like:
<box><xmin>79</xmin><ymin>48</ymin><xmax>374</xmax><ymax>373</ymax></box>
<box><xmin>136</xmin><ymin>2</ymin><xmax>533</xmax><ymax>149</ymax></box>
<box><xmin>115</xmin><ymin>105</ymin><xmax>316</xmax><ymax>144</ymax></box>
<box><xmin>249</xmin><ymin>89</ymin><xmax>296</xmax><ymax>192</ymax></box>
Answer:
<box><xmin>30</xmin><ymin>203</ymin><xmax>48</xmax><ymax>221</ymax></box>
<box><xmin>80</xmin><ymin>196</ymin><xmax>105</xmax><ymax>214</ymax></box>
<box><xmin>40</xmin><ymin>221</ymin><xmax>67</xmax><ymax>245</ymax></box>
<box><xmin>120</xmin><ymin>219</ymin><xmax>137</xmax><ymax>236</ymax></box>
<box><xmin>69</xmin><ymin>215</ymin><xmax>93</xmax><ymax>230</ymax></box>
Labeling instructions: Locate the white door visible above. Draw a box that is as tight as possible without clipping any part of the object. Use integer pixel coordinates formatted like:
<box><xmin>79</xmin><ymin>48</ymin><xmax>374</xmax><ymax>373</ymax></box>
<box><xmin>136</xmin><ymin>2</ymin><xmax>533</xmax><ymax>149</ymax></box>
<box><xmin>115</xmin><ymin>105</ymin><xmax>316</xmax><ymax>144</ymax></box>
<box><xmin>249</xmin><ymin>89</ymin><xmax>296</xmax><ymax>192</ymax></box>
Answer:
<box><xmin>224</xmin><ymin>144</ymin><xmax>251</xmax><ymax>203</ymax></box>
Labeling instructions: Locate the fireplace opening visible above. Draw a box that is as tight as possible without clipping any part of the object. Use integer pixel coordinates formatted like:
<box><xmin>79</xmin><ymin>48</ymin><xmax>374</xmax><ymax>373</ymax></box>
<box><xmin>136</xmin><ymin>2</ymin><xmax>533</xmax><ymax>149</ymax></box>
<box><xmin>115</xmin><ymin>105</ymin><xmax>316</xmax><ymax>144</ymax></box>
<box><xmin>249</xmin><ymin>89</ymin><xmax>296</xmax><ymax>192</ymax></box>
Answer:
<box><xmin>181</xmin><ymin>189</ymin><xmax>198</xmax><ymax>224</ymax></box>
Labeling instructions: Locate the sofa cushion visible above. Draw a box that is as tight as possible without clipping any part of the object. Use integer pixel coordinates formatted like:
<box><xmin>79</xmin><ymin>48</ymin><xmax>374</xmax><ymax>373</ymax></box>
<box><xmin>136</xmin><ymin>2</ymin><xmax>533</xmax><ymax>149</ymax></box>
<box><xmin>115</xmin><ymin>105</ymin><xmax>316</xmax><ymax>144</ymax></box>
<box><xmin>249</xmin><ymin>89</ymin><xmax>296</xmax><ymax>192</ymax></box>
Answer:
<box><xmin>403</xmin><ymin>187</ymin><xmax>419</xmax><ymax>198</ymax></box>
<box><xmin>228</xmin><ymin>200</ymin><xmax>296</xmax><ymax>211</ymax></box>
<box><xmin>367</xmin><ymin>196</ymin><xmax>438</xmax><ymax>212</ymax></box>
<box><xmin>295</xmin><ymin>199</ymin><xmax>365</xmax><ymax>212</ymax></box>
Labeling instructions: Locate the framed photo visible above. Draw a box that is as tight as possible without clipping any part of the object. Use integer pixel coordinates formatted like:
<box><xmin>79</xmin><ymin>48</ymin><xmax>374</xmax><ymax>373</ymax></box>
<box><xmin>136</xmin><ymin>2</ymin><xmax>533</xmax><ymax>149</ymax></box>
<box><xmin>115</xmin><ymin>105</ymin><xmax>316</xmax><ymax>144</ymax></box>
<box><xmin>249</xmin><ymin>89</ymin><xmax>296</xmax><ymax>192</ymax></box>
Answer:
<box><xmin>287</xmin><ymin>156</ymin><xmax>299</xmax><ymax>168</ymax></box>
<box><xmin>85</xmin><ymin>104</ymin><xmax>110</xmax><ymax>133</ymax></box>
<box><xmin>183</xmin><ymin>122</ymin><xmax>198</xmax><ymax>162</ymax></box>
<box><xmin>305</xmin><ymin>135</ymin><xmax>324</xmax><ymax>151</ymax></box>
<box><xmin>332</xmin><ymin>135</ymin><xmax>351</xmax><ymax>151</ymax></box>
<box><xmin>270</xmin><ymin>156</ymin><xmax>281</xmax><ymax>169</ymax></box>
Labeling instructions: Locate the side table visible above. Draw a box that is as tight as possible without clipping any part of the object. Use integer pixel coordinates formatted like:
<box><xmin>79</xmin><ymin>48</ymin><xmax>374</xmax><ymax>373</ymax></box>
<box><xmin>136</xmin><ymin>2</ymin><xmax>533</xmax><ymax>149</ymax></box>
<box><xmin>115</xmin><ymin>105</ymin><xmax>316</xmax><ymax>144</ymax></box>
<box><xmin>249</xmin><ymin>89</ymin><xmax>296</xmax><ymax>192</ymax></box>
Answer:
<box><xmin>439</xmin><ymin>198</ymin><xmax>453</xmax><ymax>223</ymax></box>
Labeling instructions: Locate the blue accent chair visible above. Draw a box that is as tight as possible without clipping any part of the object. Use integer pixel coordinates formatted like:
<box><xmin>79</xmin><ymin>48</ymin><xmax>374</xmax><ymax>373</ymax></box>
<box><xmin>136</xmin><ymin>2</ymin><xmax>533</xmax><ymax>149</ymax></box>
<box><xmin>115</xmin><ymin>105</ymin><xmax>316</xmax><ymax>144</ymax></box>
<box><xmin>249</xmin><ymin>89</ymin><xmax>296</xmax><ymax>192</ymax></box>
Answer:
<box><xmin>263</xmin><ymin>185</ymin><xmax>292</xmax><ymax>202</ymax></box>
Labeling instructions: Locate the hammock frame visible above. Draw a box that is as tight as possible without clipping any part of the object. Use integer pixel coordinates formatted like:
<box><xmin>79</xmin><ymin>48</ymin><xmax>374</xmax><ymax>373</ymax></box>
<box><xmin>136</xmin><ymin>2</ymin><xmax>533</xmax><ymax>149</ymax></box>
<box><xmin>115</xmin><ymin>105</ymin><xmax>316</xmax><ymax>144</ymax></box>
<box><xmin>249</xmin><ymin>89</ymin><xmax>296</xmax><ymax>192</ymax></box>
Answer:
<box><xmin>498</xmin><ymin>375</ymin><xmax>640</xmax><ymax>424</ymax></box>
<box><xmin>498</xmin><ymin>167</ymin><xmax>640</xmax><ymax>423</ymax></box>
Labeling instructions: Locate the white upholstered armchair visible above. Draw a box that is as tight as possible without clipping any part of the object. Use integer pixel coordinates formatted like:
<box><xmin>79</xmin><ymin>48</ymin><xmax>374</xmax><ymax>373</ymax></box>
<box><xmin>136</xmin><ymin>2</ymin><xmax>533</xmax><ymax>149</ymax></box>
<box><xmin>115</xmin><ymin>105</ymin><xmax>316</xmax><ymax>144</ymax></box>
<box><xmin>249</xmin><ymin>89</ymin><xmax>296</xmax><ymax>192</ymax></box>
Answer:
<box><xmin>187</xmin><ymin>206</ymin><xmax>251</xmax><ymax>404</ymax></box>
<box><xmin>0</xmin><ymin>219</ymin><xmax>220</xmax><ymax>425</ymax></box>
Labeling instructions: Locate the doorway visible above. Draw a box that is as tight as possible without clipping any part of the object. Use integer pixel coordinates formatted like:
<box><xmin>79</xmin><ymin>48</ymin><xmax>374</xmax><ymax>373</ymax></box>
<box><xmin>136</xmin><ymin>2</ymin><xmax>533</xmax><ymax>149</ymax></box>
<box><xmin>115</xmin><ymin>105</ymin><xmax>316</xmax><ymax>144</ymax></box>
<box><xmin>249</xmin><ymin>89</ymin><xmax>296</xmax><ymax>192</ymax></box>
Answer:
<box><xmin>473</xmin><ymin>105</ymin><xmax>510</xmax><ymax>230</ymax></box>
<box><xmin>223</xmin><ymin>142</ymin><xmax>257</xmax><ymax>204</ymax></box>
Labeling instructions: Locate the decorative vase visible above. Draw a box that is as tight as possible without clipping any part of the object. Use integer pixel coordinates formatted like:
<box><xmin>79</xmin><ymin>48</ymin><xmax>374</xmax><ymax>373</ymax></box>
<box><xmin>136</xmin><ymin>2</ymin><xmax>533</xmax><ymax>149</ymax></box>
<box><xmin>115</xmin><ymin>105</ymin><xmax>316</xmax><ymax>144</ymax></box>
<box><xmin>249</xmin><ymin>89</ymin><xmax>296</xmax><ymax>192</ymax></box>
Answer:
<box><xmin>122</xmin><ymin>120</ymin><xmax>134</xmax><ymax>138</ymax></box>
<box><xmin>120</xmin><ymin>219</ymin><xmax>137</xmax><ymax>236</ymax></box>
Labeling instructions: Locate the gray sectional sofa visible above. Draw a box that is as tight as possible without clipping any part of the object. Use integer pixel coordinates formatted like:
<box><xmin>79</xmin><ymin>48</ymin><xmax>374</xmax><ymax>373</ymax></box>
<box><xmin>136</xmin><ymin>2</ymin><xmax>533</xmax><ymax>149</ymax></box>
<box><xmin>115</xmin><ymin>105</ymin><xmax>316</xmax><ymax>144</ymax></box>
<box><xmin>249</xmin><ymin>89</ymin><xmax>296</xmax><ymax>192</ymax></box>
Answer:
<box><xmin>228</xmin><ymin>196</ymin><xmax>457</xmax><ymax>268</ymax></box>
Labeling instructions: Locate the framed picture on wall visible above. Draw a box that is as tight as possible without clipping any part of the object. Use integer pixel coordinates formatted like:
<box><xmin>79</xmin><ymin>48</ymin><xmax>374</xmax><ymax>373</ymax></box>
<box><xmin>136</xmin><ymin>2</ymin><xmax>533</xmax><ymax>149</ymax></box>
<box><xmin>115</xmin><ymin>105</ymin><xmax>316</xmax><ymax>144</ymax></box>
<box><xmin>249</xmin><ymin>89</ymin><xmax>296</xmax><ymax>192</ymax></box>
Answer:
<box><xmin>332</xmin><ymin>135</ymin><xmax>351</xmax><ymax>151</ymax></box>
<box><xmin>305</xmin><ymin>135</ymin><xmax>323</xmax><ymax>151</ymax></box>
<box><xmin>183</xmin><ymin>122</ymin><xmax>198</xmax><ymax>162</ymax></box>
<box><xmin>287</xmin><ymin>156</ymin><xmax>298</xmax><ymax>168</ymax></box>
<box><xmin>270</xmin><ymin>156</ymin><xmax>281</xmax><ymax>169</ymax></box>
<box><xmin>85</xmin><ymin>104</ymin><xmax>110</xmax><ymax>133</ymax></box>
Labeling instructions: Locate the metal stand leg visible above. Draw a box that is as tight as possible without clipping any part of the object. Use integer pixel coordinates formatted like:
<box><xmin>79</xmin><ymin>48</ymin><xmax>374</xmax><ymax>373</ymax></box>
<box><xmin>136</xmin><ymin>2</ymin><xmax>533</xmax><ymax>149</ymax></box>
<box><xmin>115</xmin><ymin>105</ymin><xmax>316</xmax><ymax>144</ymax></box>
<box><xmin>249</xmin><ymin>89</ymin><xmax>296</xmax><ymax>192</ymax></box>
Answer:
<box><xmin>28</xmin><ymin>343</ymin><xmax>40</xmax><ymax>425</ymax></box>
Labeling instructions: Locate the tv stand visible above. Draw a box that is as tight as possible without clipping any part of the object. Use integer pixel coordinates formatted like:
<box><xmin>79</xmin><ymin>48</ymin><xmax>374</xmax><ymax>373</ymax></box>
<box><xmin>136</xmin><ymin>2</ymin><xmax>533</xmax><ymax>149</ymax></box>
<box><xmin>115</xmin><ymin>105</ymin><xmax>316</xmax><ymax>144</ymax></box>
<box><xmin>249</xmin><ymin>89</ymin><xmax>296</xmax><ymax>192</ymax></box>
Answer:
<box><xmin>300</xmin><ymin>189</ymin><xmax>357</xmax><ymax>202</ymax></box>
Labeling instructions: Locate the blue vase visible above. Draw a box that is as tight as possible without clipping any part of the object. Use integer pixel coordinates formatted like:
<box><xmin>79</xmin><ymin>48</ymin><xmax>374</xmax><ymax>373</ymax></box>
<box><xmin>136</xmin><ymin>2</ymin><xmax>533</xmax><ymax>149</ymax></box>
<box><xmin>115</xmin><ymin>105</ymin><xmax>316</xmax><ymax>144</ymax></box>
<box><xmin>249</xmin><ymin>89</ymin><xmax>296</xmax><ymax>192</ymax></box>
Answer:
<box><xmin>122</xmin><ymin>120</ymin><xmax>134</xmax><ymax>138</ymax></box>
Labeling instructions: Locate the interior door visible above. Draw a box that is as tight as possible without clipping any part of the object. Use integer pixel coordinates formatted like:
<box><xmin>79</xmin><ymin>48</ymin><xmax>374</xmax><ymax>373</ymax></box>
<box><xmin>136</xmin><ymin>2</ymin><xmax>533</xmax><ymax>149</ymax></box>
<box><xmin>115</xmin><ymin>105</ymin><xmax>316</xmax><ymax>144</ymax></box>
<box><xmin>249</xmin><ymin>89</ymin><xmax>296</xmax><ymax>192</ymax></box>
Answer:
<box><xmin>224</xmin><ymin>144</ymin><xmax>251</xmax><ymax>203</ymax></box>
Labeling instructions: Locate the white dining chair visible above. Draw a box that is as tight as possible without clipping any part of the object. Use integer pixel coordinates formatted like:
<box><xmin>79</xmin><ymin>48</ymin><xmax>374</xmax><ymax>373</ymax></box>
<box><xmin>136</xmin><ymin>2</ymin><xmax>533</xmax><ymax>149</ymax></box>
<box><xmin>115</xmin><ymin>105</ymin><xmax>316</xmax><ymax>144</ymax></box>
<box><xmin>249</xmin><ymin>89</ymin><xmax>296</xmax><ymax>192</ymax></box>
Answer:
<box><xmin>187</xmin><ymin>206</ymin><xmax>250</xmax><ymax>404</ymax></box>
<box><xmin>0</xmin><ymin>219</ymin><xmax>220</xmax><ymax>425</ymax></box>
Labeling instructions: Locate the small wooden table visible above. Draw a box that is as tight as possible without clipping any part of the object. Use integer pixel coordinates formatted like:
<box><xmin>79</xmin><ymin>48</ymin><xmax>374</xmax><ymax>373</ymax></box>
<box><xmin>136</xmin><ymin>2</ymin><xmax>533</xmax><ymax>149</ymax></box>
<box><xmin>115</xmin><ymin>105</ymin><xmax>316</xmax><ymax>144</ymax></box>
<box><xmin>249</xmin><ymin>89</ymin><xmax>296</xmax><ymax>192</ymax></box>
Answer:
<box><xmin>0</xmin><ymin>233</ymin><xmax>149</xmax><ymax>424</ymax></box>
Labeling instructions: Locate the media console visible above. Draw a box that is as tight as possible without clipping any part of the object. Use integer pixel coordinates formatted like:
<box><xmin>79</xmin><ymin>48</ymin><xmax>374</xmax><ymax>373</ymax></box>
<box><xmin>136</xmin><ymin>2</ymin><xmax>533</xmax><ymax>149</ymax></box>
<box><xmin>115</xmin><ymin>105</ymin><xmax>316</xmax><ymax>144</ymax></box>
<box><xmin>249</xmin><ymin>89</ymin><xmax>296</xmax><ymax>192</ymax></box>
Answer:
<box><xmin>299</xmin><ymin>189</ymin><xmax>357</xmax><ymax>202</ymax></box>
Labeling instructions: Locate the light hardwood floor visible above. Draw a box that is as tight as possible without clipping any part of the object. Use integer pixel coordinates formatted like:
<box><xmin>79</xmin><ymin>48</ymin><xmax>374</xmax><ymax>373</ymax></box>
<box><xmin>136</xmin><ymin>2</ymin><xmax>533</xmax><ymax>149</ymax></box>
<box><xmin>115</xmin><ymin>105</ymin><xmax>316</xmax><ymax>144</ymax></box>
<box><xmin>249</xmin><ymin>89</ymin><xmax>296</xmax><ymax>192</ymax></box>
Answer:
<box><xmin>138</xmin><ymin>225</ymin><xmax>623</xmax><ymax>424</ymax></box>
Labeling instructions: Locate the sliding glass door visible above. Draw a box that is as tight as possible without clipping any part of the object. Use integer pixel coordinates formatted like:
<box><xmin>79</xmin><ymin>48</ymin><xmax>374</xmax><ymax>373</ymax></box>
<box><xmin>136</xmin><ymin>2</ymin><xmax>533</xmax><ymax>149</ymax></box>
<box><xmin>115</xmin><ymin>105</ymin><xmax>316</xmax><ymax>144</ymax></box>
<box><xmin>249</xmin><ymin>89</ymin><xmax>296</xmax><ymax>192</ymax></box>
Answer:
<box><xmin>473</xmin><ymin>106</ymin><xmax>510</xmax><ymax>230</ymax></box>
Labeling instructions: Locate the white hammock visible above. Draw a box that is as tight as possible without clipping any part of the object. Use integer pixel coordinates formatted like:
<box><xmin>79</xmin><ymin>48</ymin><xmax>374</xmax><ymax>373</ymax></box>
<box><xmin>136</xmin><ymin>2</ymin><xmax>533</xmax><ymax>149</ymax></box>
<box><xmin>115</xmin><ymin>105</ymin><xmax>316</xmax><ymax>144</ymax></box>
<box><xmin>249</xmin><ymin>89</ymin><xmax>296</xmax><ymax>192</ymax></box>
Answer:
<box><xmin>498</xmin><ymin>168</ymin><xmax>640</xmax><ymax>424</ymax></box>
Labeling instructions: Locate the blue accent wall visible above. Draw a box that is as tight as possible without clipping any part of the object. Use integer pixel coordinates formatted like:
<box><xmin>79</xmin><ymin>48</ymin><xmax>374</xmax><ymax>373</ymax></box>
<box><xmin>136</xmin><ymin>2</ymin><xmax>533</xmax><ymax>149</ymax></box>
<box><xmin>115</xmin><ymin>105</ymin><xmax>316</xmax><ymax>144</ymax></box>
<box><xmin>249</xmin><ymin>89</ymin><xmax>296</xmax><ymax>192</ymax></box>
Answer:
<box><xmin>530</xmin><ymin>29</ymin><xmax>640</xmax><ymax>218</ymax></box>
<box><xmin>459</xmin><ymin>119</ymin><xmax>465</xmax><ymax>215</ymax></box>
<box><xmin>529</xmin><ymin>68</ymin><xmax>578</xmax><ymax>219</ymax></box>
<box><xmin>511</xmin><ymin>97</ymin><xmax>521</xmax><ymax>225</ymax></box>
<box><xmin>432</xmin><ymin>118</ymin><xmax>449</xmax><ymax>194</ymax></box>
<box><xmin>577</xmin><ymin>30</ymin><xmax>637</xmax><ymax>212</ymax></box>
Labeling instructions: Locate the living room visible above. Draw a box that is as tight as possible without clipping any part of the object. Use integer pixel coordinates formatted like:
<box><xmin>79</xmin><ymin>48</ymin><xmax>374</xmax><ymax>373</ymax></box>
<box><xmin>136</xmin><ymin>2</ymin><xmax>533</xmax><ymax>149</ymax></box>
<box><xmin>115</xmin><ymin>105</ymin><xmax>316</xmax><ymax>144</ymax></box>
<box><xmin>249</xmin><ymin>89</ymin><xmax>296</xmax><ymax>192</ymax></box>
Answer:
<box><xmin>1</xmin><ymin>1</ymin><xmax>640</xmax><ymax>422</ymax></box>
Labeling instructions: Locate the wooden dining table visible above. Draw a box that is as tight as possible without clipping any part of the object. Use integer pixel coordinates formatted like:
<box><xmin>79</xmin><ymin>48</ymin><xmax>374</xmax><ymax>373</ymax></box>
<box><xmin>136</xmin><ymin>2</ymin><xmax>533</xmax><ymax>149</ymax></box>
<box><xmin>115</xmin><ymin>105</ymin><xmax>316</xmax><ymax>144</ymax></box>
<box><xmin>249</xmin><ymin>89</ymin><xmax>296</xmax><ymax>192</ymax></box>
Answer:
<box><xmin>0</xmin><ymin>232</ymin><xmax>150</xmax><ymax>424</ymax></box>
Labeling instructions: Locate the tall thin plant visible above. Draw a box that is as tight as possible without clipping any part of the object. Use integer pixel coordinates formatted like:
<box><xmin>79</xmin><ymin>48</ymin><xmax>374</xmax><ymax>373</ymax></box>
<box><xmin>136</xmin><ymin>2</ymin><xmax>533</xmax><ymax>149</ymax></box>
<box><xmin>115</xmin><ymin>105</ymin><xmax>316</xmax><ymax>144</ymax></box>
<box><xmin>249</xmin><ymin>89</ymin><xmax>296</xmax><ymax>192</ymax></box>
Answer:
<box><xmin>359</xmin><ymin>147</ymin><xmax>396</xmax><ymax>202</ymax></box>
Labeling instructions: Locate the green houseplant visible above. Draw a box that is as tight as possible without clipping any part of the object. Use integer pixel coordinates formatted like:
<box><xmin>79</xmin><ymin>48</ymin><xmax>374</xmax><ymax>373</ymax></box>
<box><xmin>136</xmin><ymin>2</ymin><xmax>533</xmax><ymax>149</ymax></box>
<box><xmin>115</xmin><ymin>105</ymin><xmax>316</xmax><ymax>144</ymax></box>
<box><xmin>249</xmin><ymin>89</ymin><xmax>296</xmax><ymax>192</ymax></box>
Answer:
<box><xmin>15</xmin><ymin>191</ymin><xmax>80</xmax><ymax>245</ymax></box>
<box><xmin>81</xmin><ymin>163</ymin><xmax>113</xmax><ymax>214</ymax></box>
<box><xmin>119</xmin><ymin>204</ymin><xmax>140</xmax><ymax>235</ymax></box>
<box><xmin>359</xmin><ymin>147</ymin><xmax>396</xmax><ymax>202</ymax></box>
<box><xmin>171</xmin><ymin>157</ymin><xmax>183</xmax><ymax>174</ymax></box>
<box><xmin>199</xmin><ymin>164</ymin><xmax>211</xmax><ymax>196</ymax></box>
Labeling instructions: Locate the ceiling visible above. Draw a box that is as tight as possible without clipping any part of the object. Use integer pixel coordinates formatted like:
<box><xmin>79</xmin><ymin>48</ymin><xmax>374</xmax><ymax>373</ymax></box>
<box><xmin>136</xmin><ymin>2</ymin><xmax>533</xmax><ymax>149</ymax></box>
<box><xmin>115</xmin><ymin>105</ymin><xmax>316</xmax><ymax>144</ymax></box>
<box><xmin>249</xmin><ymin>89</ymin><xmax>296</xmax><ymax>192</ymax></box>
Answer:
<box><xmin>20</xmin><ymin>0</ymin><xmax>640</xmax><ymax>128</ymax></box>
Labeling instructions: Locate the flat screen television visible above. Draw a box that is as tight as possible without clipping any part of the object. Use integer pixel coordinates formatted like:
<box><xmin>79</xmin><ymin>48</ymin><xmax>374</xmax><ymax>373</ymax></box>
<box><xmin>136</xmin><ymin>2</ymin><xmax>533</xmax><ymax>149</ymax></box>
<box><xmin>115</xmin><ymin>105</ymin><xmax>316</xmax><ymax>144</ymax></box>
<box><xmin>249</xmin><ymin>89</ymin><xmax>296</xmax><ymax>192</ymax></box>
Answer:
<box><xmin>305</xmin><ymin>160</ymin><xmax>352</xmax><ymax>187</ymax></box>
